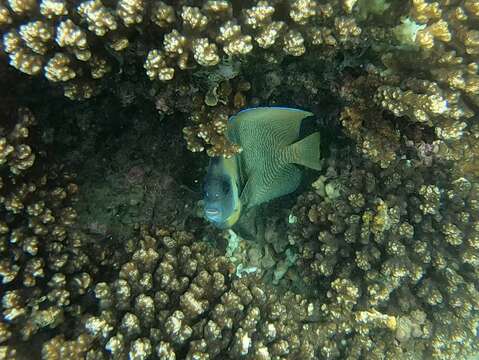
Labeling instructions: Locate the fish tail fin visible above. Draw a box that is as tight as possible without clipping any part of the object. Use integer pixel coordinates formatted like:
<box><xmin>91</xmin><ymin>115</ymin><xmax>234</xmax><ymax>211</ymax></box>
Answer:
<box><xmin>285</xmin><ymin>132</ymin><xmax>321</xmax><ymax>170</ymax></box>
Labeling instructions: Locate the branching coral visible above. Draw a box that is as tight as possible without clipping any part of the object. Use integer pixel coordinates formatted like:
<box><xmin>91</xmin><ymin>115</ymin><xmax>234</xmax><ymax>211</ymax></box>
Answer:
<box><xmin>289</xmin><ymin>150</ymin><xmax>479</xmax><ymax>358</ymax></box>
<box><xmin>328</xmin><ymin>0</ymin><xmax>478</xmax><ymax>174</ymax></box>
<box><xmin>375</xmin><ymin>1</ymin><xmax>477</xmax><ymax>166</ymax></box>
<box><xmin>79</xmin><ymin>226</ymin><xmax>334</xmax><ymax>359</ymax></box>
<box><xmin>183</xmin><ymin>78</ymin><xmax>250</xmax><ymax>157</ymax></box>
<box><xmin>0</xmin><ymin>108</ymin><xmax>100</xmax><ymax>358</ymax></box>
<box><xmin>0</xmin><ymin>0</ymin><xmax>363</xmax><ymax>93</ymax></box>
<box><xmin>0</xmin><ymin>0</ymin><xmax>117</xmax><ymax>99</ymax></box>
<box><xmin>110</xmin><ymin>221</ymin><xmax>422</xmax><ymax>359</ymax></box>
<box><xmin>0</xmin><ymin>0</ymin><xmax>374</xmax><ymax>156</ymax></box>
<box><xmin>0</xmin><ymin>1</ymin><xmax>476</xmax><ymax>159</ymax></box>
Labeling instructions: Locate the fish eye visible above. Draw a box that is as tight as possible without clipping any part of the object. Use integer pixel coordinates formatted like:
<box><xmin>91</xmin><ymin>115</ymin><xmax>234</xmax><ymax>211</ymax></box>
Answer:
<box><xmin>203</xmin><ymin>177</ymin><xmax>231</xmax><ymax>200</ymax></box>
<box><xmin>207</xmin><ymin>190</ymin><xmax>224</xmax><ymax>201</ymax></box>
<box><xmin>222</xmin><ymin>180</ymin><xmax>231</xmax><ymax>194</ymax></box>
<box><xmin>203</xmin><ymin>182</ymin><xmax>222</xmax><ymax>200</ymax></box>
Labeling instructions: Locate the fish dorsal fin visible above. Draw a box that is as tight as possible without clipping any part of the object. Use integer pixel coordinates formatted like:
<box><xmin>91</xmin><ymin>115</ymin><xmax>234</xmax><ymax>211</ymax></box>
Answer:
<box><xmin>240</xmin><ymin>164</ymin><xmax>302</xmax><ymax>208</ymax></box>
<box><xmin>282</xmin><ymin>132</ymin><xmax>321</xmax><ymax>170</ymax></box>
<box><xmin>230</xmin><ymin>107</ymin><xmax>313</xmax><ymax>147</ymax></box>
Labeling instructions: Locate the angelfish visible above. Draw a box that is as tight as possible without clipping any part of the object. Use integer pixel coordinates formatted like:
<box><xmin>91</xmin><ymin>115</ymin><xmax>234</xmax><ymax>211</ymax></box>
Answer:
<box><xmin>203</xmin><ymin>107</ymin><xmax>321</xmax><ymax>229</ymax></box>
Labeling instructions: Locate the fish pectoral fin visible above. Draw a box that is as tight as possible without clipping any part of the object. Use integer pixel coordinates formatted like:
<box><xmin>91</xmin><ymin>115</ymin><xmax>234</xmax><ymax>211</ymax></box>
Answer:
<box><xmin>241</xmin><ymin>165</ymin><xmax>302</xmax><ymax>208</ymax></box>
<box><xmin>284</xmin><ymin>132</ymin><xmax>321</xmax><ymax>170</ymax></box>
<box><xmin>239</xmin><ymin>175</ymin><xmax>256</xmax><ymax>209</ymax></box>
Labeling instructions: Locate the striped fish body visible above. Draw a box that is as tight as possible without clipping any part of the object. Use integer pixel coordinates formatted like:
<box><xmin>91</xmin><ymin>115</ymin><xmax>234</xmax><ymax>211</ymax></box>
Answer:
<box><xmin>227</xmin><ymin>107</ymin><xmax>321</xmax><ymax>209</ymax></box>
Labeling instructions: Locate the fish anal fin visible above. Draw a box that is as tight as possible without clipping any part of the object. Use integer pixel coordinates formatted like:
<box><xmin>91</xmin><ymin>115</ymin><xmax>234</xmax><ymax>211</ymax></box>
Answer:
<box><xmin>284</xmin><ymin>132</ymin><xmax>321</xmax><ymax>171</ymax></box>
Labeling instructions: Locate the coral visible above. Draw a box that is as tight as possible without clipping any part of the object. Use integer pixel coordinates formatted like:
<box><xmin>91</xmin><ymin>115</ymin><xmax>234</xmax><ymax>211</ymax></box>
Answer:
<box><xmin>103</xmin><ymin>222</ymin><xmax>419</xmax><ymax>360</ymax></box>
<box><xmin>340</xmin><ymin>99</ymin><xmax>400</xmax><ymax>169</ymax></box>
<box><xmin>0</xmin><ymin>108</ymin><xmax>100</xmax><ymax>357</ymax></box>
<box><xmin>116</xmin><ymin>0</ymin><xmax>145</xmax><ymax>27</ymax></box>
<box><xmin>144</xmin><ymin>49</ymin><xmax>175</xmax><ymax>82</ymax></box>
<box><xmin>77</xmin><ymin>0</ymin><xmax>118</xmax><ymax>37</ymax></box>
<box><xmin>44</xmin><ymin>53</ymin><xmax>76</xmax><ymax>82</ymax></box>
<box><xmin>41</xmin><ymin>334</ymin><xmax>95</xmax><ymax>360</ymax></box>
<box><xmin>55</xmin><ymin>19</ymin><xmax>91</xmax><ymax>61</ymax></box>
<box><xmin>434</xmin><ymin>122</ymin><xmax>479</xmax><ymax>179</ymax></box>
<box><xmin>81</xmin><ymin>226</ymin><xmax>332</xmax><ymax>359</ymax></box>
<box><xmin>0</xmin><ymin>0</ymin><xmax>477</xmax><ymax>158</ymax></box>
<box><xmin>183</xmin><ymin>78</ymin><xmax>250</xmax><ymax>157</ymax></box>
<box><xmin>374</xmin><ymin>79</ymin><xmax>472</xmax><ymax>141</ymax></box>
<box><xmin>331</xmin><ymin>0</ymin><xmax>479</xmax><ymax>172</ymax></box>
<box><xmin>289</xmin><ymin>149</ymin><xmax>479</xmax><ymax>358</ymax></box>
<box><xmin>0</xmin><ymin>0</ymin><xmax>372</xmax><ymax>156</ymax></box>
<box><xmin>0</xmin><ymin>1</ymin><xmax>110</xmax><ymax>99</ymax></box>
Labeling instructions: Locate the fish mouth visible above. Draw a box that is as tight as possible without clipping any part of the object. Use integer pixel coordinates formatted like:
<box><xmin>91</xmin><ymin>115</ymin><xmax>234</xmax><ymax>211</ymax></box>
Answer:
<box><xmin>205</xmin><ymin>208</ymin><xmax>223</xmax><ymax>222</ymax></box>
<box><xmin>205</xmin><ymin>208</ymin><xmax>220</xmax><ymax>216</ymax></box>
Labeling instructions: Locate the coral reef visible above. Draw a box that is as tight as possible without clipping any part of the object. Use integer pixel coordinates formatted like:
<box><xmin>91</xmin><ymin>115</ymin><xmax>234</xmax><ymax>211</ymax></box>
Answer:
<box><xmin>0</xmin><ymin>1</ymin><xmax>477</xmax><ymax>160</ymax></box>
<box><xmin>338</xmin><ymin>0</ymin><xmax>478</xmax><ymax>171</ymax></box>
<box><xmin>0</xmin><ymin>108</ymin><xmax>100</xmax><ymax>358</ymax></box>
<box><xmin>289</xmin><ymin>148</ymin><xmax>479</xmax><ymax>358</ymax></box>
<box><xmin>69</xmin><ymin>225</ymin><xmax>401</xmax><ymax>360</ymax></box>
<box><xmin>182</xmin><ymin>77</ymin><xmax>251</xmax><ymax>157</ymax></box>
<box><xmin>0</xmin><ymin>0</ymin><xmax>376</xmax><ymax>156</ymax></box>
<box><xmin>0</xmin><ymin>0</ymin><xmax>364</xmax><ymax>91</ymax></box>
<box><xmin>0</xmin><ymin>1</ymin><xmax>478</xmax><ymax>359</ymax></box>
<box><xmin>50</xmin><ymin>225</ymin><xmax>321</xmax><ymax>359</ymax></box>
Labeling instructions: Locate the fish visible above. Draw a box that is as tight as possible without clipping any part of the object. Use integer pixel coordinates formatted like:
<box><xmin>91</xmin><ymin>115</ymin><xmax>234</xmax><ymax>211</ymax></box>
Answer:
<box><xmin>203</xmin><ymin>155</ymin><xmax>242</xmax><ymax>229</ymax></box>
<box><xmin>203</xmin><ymin>106</ymin><xmax>321</xmax><ymax>229</ymax></box>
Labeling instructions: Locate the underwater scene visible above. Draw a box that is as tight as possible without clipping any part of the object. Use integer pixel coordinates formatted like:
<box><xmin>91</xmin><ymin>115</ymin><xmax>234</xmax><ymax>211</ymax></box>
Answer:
<box><xmin>0</xmin><ymin>0</ymin><xmax>478</xmax><ymax>359</ymax></box>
